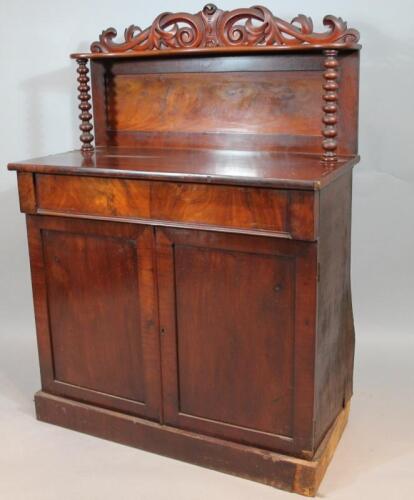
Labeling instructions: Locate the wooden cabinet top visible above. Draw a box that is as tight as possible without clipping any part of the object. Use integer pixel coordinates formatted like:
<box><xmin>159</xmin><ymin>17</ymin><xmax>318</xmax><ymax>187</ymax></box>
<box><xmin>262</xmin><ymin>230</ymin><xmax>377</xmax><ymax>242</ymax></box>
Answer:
<box><xmin>9</xmin><ymin>148</ymin><xmax>358</xmax><ymax>191</ymax></box>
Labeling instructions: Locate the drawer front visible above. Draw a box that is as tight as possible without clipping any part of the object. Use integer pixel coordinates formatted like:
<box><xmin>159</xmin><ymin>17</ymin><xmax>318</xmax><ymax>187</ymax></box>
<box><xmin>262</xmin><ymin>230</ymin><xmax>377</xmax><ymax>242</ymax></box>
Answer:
<box><xmin>34</xmin><ymin>174</ymin><xmax>316</xmax><ymax>240</ymax></box>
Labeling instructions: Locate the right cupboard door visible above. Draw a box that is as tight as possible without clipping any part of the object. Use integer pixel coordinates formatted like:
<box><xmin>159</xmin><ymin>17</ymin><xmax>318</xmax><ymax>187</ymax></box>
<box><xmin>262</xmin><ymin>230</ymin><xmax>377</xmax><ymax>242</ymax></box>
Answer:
<box><xmin>156</xmin><ymin>227</ymin><xmax>317</xmax><ymax>456</ymax></box>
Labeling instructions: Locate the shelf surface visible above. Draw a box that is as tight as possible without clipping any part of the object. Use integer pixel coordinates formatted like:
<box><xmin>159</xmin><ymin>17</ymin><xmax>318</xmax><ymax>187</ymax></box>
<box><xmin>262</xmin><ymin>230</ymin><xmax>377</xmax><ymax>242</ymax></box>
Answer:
<box><xmin>8</xmin><ymin>147</ymin><xmax>359</xmax><ymax>190</ymax></box>
<box><xmin>70</xmin><ymin>44</ymin><xmax>361</xmax><ymax>60</ymax></box>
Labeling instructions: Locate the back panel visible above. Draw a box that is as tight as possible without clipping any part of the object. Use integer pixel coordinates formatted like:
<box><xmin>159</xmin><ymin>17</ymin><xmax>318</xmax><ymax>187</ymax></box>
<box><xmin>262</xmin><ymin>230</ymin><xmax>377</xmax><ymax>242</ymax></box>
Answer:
<box><xmin>91</xmin><ymin>52</ymin><xmax>359</xmax><ymax>154</ymax></box>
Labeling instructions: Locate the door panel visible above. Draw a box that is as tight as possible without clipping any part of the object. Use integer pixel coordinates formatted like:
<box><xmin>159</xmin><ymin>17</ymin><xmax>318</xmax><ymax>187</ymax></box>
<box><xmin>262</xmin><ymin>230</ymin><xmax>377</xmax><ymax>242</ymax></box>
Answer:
<box><xmin>43</xmin><ymin>229</ymin><xmax>145</xmax><ymax>401</ymax></box>
<box><xmin>156</xmin><ymin>227</ymin><xmax>317</xmax><ymax>455</ymax></box>
<box><xmin>175</xmin><ymin>245</ymin><xmax>294</xmax><ymax>436</ymax></box>
<box><xmin>27</xmin><ymin>216</ymin><xmax>161</xmax><ymax>419</ymax></box>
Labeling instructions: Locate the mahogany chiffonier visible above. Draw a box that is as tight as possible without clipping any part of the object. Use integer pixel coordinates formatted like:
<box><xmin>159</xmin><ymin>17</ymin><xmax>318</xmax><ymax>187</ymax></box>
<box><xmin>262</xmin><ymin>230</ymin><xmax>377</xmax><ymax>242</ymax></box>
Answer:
<box><xmin>8</xmin><ymin>5</ymin><xmax>360</xmax><ymax>496</ymax></box>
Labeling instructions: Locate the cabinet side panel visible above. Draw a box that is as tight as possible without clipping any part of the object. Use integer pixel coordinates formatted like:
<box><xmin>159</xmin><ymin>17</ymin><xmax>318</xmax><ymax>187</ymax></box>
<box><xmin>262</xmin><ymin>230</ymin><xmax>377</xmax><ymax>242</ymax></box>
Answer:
<box><xmin>314</xmin><ymin>171</ymin><xmax>355</xmax><ymax>445</ymax></box>
<box><xmin>337</xmin><ymin>51</ymin><xmax>360</xmax><ymax>156</ymax></box>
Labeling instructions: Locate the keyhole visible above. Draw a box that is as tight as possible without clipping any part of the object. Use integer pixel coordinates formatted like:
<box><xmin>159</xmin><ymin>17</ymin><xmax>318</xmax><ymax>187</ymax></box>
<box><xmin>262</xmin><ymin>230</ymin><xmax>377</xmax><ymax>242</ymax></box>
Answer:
<box><xmin>160</xmin><ymin>327</ymin><xmax>166</xmax><ymax>336</ymax></box>
<box><xmin>274</xmin><ymin>283</ymin><xmax>283</xmax><ymax>293</ymax></box>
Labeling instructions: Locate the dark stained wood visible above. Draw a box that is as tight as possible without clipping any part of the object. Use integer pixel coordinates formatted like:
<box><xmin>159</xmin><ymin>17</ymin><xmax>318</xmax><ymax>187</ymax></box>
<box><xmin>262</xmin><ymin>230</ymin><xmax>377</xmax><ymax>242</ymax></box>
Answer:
<box><xmin>74</xmin><ymin>45</ymin><xmax>361</xmax><ymax>61</ymax></box>
<box><xmin>106</xmin><ymin>53</ymin><xmax>326</xmax><ymax>74</ymax></box>
<box><xmin>43</xmin><ymin>228</ymin><xmax>145</xmax><ymax>400</ymax></box>
<box><xmin>35</xmin><ymin>391</ymin><xmax>350</xmax><ymax>497</ymax></box>
<box><xmin>289</xmin><ymin>190</ymin><xmax>318</xmax><ymax>241</ymax></box>
<box><xmin>336</xmin><ymin>51</ymin><xmax>360</xmax><ymax>156</ymax></box>
<box><xmin>314</xmin><ymin>171</ymin><xmax>355</xmax><ymax>446</ymax></box>
<box><xmin>108</xmin><ymin>71</ymin><xmax>322</xmax><ymax>136</ymax></box>
<box><xmin>150</xmin><ymin>181</ymin><xmax>292</xmax><ymax>236</ymax></box>
<box><xmin>322</xmin><ymin>50</ymin><xmax>339</xmax><ymax>162</ymax></box>
<box><xmin>8</xmin><ymin>7</ymin><xmax>361</xmax><ymax>496</ymax></box>
<box><xmin>26</xmin><ymin>215</ymin><xmax>162</xmax><ymax>419</ymax></box>
<box><xmin>36</xmin><ymin>174</ymin><xmax>151</xmax><ymax>219</ymax></box>
<box><xmin>8</xmin><ymin>148</ymin><xmax>359</xmax><ymax>190</ymax></box>
<box><xmin>76</xmin><ymin>58</ymin><xmax>94</xmax><ymax>152</ymax></box>
<box><xmin>83</xmin><ymin>4</ymin><xmax>359</xmax><ymax>57</ymax></box>
<box><xmin>156</xmin><ymin>228</ymin><xmax>317</xmax><ymax>457</ymax></box>
<box><xmin>88</xmin><ymin>50</ymin><xmax>359</xmax><ymax>154</ymax></box>
<box><xmin>17</xmin><ymin>172</ymin><xmax>36</xmax><ymax>213</ymax></box>
<box><xmin>34</xmin><ymin>174</ymin><xmax>318</xmax><ymax>239</ymax></box>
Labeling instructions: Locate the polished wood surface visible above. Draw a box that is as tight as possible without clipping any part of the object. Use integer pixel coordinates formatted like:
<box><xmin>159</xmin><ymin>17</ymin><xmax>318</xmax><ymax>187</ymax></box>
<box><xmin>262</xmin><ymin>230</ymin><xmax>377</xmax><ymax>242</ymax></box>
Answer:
<box><xmin>26</xmin><ymin>216</ymin><xmax>161</xmax><ymax>419</ymax></box>
<box><xmin>322</xmin><ymin>50</ymin><xmax>340</xmax><ymax>161</ymax></box>
<box><xmin>109</xmin><ymin>72</ymin><xmax>322</xmax><ymax>136</ymax></box>
<box><xmin>8</xmin><ymin>7</ymin><xmax>361</xmax><ymax>495</ymax></box>
<box><xmin>17</xmin><ymin>172</ymin><xmax>36</xmax><ymax>213</ymax></box>
<box><xmin>34</xmin><ymin>173</ymin><xmax>317</xmax><ymax>240</ymax></box>
<box><xmin>9</xmin><ymin>147</ymin><xmax>358</xmax><ymax>189</ymax></box>
<box><xmin>76</xmin><ymin>4</ymin><xmax>359</xmax><ymax>59</ymax></box>
<box><xmin>76</xmin><ymin>58</ymin><xmax>94</xmax><ymax>152</ymax></box>
<box><xmin>156</xmin><ymin>228</ymin><xmax>317</xmax><ymax>456</ymax></box>
<box><xmin>87</xmin><ymin>50</ymin><xmax>359</xmax><ymax>155</ymax></box>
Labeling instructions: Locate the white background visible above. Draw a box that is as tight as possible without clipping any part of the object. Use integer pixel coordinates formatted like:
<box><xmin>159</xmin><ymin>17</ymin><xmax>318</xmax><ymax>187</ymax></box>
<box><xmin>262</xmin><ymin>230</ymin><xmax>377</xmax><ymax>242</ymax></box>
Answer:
<box><xmin>1</xmin><ymin>1</ymin><xmax>413</xmax><ymax>499</ymax></box>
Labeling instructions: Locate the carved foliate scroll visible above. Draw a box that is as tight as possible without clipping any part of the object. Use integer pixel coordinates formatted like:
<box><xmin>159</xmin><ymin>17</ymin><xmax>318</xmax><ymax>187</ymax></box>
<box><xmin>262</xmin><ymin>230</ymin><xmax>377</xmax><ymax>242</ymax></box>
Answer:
<box><xmin>90</xmin><ymin>4</ymin><xmax>360</xmax><ymax>54</ymax></box>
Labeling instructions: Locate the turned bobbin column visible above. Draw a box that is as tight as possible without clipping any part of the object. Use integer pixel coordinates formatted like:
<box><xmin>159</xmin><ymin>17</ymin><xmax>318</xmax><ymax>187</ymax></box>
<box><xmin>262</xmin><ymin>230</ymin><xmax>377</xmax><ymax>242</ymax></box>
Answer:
<box><xmin>322</xmin><ymin>49</ymin><xmax>339</xmax><ymax>162</ymax></box>
<box><xmin>76</xmin><ymin>58</ymin><xmax>94</xmax><ymax>152</ymax></box>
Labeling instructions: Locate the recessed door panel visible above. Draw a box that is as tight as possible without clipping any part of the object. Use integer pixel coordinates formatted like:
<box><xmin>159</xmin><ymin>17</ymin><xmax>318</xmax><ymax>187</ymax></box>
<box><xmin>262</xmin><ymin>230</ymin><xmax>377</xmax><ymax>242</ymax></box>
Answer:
<box><xmin>156</xmin><ymin>227</ymin><xmax>317</xmax><ymax>454</ymax></box>
<box><xmin>43</xmin><ymin>230</ymin><xmax>145</xmax><ymax>401</ymax></box>
<box><xmin>27</xmin><ymin>216</ymin><xmax>161</xmax><ymax>419</ymax></box>
<box><xmin>175</xmin><ymin>244</ymin><xmax>294</xmax><ymax>436</ymax></box>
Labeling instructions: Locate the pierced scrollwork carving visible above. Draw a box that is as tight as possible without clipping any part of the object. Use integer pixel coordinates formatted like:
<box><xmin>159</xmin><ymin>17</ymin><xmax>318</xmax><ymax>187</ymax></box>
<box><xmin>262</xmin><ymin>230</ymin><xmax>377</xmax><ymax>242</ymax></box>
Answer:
<box><xmin>90</xmin><ymin>4</ymin><xmax>360</xmax><ymax>54</ymax></box>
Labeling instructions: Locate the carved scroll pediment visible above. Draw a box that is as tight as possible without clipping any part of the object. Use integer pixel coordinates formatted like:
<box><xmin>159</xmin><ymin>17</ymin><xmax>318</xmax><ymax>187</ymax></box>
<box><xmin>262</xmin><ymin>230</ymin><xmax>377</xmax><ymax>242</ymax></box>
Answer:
<box><xmin>90</xmin><ymin>4</ymin><xmax>360</xmax><ymax>54</ymax></box>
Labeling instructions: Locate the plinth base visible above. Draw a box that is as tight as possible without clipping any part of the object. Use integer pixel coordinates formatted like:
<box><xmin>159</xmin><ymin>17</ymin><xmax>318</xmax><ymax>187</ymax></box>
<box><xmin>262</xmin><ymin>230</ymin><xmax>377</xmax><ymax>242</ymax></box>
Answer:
<box><xmin>35</xmin><ymin>391</ymin><xmax>350</xmax><ymax>496</ymax></box>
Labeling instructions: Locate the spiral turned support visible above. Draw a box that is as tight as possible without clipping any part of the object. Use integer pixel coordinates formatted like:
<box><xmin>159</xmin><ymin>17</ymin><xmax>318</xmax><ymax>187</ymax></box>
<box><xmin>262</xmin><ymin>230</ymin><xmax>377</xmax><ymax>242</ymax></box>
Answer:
<box><xmin>322</xmin><ymin>49</ymin><xmax>339</xmax><ymax>162</ymax></box>
<box><xmin>76</xmin><ymin>58</ymin><xmax>94</xmax><ymax>152</ymax></box>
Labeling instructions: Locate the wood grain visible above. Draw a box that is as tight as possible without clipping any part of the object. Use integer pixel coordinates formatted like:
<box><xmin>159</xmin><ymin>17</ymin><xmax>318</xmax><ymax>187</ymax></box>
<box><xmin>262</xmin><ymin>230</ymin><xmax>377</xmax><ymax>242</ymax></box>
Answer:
<box><xmin>109</xmin><ymin>72</ymin><xmax>322</xmax><ymax>136</ymax></box>
<box><xmin>42</xmin><ymin>227</ymin><xmax>146</xmax><ymax>401</ymax></box>
<box><xmin>314</xmin><ymin>171</ymin><xmax>355</xmax><ymax>446</ymax></box>
<box><xmin>35</xmin><ymin>174</ymin><xmax>318</xmax><ymax>240</ymax></box>
<box><xmin>26</xmin><ymin>216</ymin><xmax>162</xmax><ymax>419</ymax></box>
<box><xmin>156</xmin><ymin>228</ymin><xmax>317</xmax><ymax>457</ymax></box>
<box><xmin>8</xmin><ymin>11</ymin><xmax>361</xmax><ymax>494</ymax></box>
<box><xmin>8</xmin><ymin>148</ymin><xmax>359</xmax><ymax>190</ymax></box>
<box><xmin>35</xmin><ymin>391</ymin><xmax>350</xmax><ymax>497</ymax></box>
<box><xmin>87</xmin><ymin>49</ymin><xmax>359</xmax><ymax>156</ymax></box>
<box><xmin>17</xmin><ymin>172</ymin><xmax>36</xmax><ymax>213</ymax></box>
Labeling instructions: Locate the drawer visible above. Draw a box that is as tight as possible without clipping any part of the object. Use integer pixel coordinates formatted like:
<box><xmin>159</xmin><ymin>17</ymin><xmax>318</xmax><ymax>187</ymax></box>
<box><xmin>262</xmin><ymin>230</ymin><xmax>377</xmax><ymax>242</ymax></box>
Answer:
<box><xmin>34</xmin><ymin>174</ymin><xmax>316</xmax><ymax>240</ymax></box>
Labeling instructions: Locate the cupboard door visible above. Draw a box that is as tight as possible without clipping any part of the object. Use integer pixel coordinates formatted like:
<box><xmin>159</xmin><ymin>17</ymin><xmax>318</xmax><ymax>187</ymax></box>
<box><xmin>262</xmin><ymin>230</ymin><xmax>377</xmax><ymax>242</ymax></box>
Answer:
<box><xmin>27</xmin><ymin>215</ymin><xmax>161</xmax><ymax>420</ymax></box>
<box><xmin>156</xmin><ymin>227</ymin><xmax>317</xmax><ymax>455</ymax></box>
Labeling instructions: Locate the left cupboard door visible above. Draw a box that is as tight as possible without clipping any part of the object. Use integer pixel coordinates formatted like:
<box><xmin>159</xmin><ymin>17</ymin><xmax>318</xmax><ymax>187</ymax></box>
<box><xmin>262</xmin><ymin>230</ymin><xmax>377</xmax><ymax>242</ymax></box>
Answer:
<box><xmin>27</xmin><ymin>215</ymin><xmax>162</xmax><ymax>420</ymax></box>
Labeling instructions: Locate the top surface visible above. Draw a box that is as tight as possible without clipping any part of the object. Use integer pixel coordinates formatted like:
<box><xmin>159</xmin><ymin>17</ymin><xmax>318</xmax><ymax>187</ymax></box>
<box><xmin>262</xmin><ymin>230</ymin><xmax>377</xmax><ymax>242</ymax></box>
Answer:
<box><xmin>8</xmin><ymin>147</ymin><xmax>359</xmax><ymax>191</ymax></box>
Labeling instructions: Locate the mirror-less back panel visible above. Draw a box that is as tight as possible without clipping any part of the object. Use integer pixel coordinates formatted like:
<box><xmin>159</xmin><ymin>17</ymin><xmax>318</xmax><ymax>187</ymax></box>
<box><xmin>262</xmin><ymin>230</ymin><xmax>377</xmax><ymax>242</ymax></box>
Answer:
<box><xmin>90</xmin><ymin>52</ymin><xmax>359</xmax><ymax>154</ymax></box>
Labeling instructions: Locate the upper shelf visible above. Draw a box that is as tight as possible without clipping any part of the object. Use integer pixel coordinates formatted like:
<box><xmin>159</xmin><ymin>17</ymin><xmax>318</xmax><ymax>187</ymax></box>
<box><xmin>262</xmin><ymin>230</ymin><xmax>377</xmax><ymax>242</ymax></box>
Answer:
<box><xmin>8</xmin><ymin>147</ymin><xmax>359</xmax><ymax>191</ymax></box>
<box><xmin>71</xmin><ymin>4</ymin><xmax>360</xmax><ymax>60</ymax></box>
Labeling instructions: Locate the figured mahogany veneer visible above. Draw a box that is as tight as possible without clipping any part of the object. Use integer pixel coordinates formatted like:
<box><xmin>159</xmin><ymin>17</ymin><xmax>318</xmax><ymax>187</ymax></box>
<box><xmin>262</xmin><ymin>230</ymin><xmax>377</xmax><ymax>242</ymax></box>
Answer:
<box><xmin>8</xmin><ymin>4</ymin><xmax>360</xmax><ymax>497</ymax></box>
<box><xmin>28</xmin><ymin>174</ymin><xmax>318</xmax><ymax>241</ymax></box>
